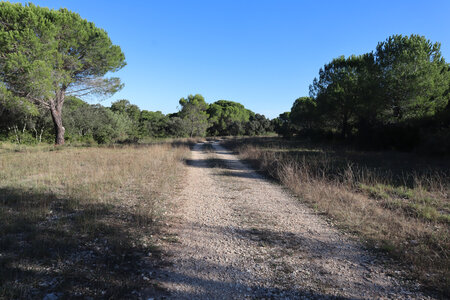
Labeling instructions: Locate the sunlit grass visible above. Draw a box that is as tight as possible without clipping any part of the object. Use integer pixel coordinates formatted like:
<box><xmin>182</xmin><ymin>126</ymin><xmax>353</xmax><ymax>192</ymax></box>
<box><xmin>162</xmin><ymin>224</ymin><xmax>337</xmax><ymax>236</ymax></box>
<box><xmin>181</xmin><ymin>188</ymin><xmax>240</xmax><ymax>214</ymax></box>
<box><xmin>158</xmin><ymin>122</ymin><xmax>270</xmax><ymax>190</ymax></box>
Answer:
<box><xmin>223</xmin><ymin>136</ymin><xmax>450</xmax><ymax>295</ymax></box>
<box><xmin>0</xmin><ymin>142</ymin><xmax>189</xmax><ymax>298</ymax></box>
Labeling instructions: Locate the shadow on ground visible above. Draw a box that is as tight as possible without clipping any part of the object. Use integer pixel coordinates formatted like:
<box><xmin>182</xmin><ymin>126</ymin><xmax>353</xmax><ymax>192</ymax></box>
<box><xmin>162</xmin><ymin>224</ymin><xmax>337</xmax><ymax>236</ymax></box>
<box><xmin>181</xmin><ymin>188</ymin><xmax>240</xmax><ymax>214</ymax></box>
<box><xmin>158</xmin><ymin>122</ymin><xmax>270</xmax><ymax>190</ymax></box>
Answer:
<box><xmin>0</xmin><ymin>187</ymin><xmax>166</xmax><ymax>299</ymax></box>
<box><xmin>155</xmin><ymin>221</ymin><xmax>396</xmax><ymax>299</ymax></box>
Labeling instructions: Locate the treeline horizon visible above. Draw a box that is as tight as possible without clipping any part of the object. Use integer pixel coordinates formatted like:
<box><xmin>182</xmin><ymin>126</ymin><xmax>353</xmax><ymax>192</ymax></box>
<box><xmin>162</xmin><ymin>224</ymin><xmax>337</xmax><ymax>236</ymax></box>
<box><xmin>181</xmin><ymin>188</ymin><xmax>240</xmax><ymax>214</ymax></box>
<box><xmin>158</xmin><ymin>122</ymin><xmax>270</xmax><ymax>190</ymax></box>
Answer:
<box><xmin>0</xmin><ymin>94</ymin><xmax>275</xmax><ymax>144</ymax></box>
<box><xmin>274</xmin><ymin>34</ymin><xmax>450</xmax><ymax>154</ymax></box>
<box><xmin>0</xmin><ymin>2</ymin><xmax>448</xmax><ymax>153</ymax></box>
<box><xmin>2</xmin><ymin>32</ymin><xmax>449</xmax><ymax>154</ymax></box>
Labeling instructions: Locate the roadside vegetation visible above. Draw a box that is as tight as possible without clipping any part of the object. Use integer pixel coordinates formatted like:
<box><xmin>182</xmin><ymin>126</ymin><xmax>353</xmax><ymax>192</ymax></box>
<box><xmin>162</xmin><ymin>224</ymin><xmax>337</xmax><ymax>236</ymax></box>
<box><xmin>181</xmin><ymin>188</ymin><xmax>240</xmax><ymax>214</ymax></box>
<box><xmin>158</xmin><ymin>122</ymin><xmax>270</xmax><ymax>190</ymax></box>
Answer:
<box><xmin>272</xmin><ymin>35</ymin><xmax>450</xmax><ymax>155</ymax></box>
<box><xmin>223</xmin><ymin>136</ymin><xmax>449</xmax><ymax>295</ymax></box>
<box><xmin>0</xmin><ymin>1</ymin><xmax>449</xmax><ymax>298</ymax></box>
<box><xmin>0</xmin><ymin>95</ymin><xmax>274</xmax><ymax>146</ymax></box>
<box><xmin>0</xmin><ymin>141</ymin><xmax>190</xmax><ymax>298</ymax></box>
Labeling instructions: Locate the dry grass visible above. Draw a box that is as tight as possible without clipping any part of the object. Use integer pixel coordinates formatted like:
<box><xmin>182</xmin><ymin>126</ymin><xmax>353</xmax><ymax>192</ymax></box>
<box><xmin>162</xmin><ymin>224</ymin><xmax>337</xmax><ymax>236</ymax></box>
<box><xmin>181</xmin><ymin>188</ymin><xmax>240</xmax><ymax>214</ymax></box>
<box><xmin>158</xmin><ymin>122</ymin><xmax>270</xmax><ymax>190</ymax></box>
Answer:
<box><xmin>223</xmin><ymin>137</ymin><xmax>450</xmax><ymax>296</ymax></box>
<box><xmin>0</xmin><ymin>142</ymin><xmax>190</xmax><ymax>298</ymax></box>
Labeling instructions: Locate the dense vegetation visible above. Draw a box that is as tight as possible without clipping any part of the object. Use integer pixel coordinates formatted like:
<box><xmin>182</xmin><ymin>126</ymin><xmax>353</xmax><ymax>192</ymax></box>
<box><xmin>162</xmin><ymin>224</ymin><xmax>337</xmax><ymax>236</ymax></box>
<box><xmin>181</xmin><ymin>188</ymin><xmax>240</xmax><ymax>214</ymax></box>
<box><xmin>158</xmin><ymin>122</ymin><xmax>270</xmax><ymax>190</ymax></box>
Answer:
<box><xmin>274</xmin><ymin>34</ymin><xmax>450</xmax><ymax>154</ymax></box>
<box><xmin>0</xmin><ymin>93</ymin><xmax>274</xmax><ymax>144</ymax></box>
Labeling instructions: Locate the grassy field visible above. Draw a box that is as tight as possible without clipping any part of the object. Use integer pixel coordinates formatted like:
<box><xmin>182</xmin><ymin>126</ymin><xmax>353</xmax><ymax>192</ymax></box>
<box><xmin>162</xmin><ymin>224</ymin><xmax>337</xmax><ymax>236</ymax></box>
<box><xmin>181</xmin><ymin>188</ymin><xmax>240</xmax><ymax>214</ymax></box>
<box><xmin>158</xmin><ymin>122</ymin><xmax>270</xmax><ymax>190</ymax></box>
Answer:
<box><xmin>0</xmin><ymin>142</ymin><xmax>190</xmax><ymax>298</ymax></box>
<box><xmin>222</xmin><ymin>136</ymin><xmax>450</xmax><ymax>296</ymax></box>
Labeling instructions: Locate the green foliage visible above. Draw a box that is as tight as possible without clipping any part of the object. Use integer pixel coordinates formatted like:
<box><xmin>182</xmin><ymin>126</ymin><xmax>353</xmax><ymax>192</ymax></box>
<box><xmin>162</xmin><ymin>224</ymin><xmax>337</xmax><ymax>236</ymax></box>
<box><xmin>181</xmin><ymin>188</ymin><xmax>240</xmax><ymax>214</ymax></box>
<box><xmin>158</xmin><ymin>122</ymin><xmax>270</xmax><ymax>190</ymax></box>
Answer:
<box><xmin>179</xmin><ymin>94</ymin><xmax>210</xmax><ymax>137</ymax></box>
<box><xmin>289</xmin><ymin>97</ymin><xmax>317</xmax><ymax>131</ymax></box>
<box><xmin>0</xmin><ymin>2</ymin><xmax>126</xmax><ymax>144</ymax></box>
<box><xmin>207</xmin><ymin>100</ymin><xmax>254</xmax><ymax>136</ymax></box>
<box><xmin>273</xmin><ymin>112</ymin><xmax>295</xmax><ymax>138</ymax></box>
<box><xmin>310</xmin><ymin>54</ymin><xmax>378</xmax><ymax>138</ymax></box>
<box><xmin>139</xmin><ymin>110</ymin><xmax>170</xmax><ymax>138</ymax></box>
<box><xmin>98</xmin><ymin>109</ymin><xmax>135</xmax><ymax>143</ymax></box>
<box><xmin>166</xmin><ymin>115</ymin><xmax>187</xmax><ymax>138</ymax></box>
<box><xmin>0</xmin><ymin>86</ymin><xmax>49</xmax><ymax>144</ymax></box>
<box><xmin>376</xmin><ymin>34</ymin><xmax>450</xmax><ymax>122</ymax></box>
<box><xmin>293</xmin><ymin>34</ymin><xmax>450</xmax><ymax>152</ymax></box>
<box><xmin>111</xmin><ymin>99</ymin><xmax>140</xmax><ymax>122</ymax></box>
<box><xmin>0</xmin><ymin>85</ymin><xmax>39</xmax><ymax>118</ymax></box>
<box><xmin>109</xmin><ymin>99</ymin><xmax>141</xmax><ymax>139</ymax></box>
<box><xmin>3</xmin><ymin>16</ymin><xmax>446</xmax><ymax>151</ymax></box>
<box><xmin>245</xmin><ymin>113</ymin><xmax>273</xmax><ymax>136</ymax></box>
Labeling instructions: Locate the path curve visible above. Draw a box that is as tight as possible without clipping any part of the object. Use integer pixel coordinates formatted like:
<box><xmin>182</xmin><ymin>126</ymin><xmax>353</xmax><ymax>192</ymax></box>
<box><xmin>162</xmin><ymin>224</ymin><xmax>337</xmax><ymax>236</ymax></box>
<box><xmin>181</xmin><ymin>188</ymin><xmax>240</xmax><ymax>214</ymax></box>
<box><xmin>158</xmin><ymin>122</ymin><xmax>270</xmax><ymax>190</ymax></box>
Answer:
<box><xmin>155</xmin><ymin>141</ymin><xmax>428</xmax><ymax>299</ymax></box>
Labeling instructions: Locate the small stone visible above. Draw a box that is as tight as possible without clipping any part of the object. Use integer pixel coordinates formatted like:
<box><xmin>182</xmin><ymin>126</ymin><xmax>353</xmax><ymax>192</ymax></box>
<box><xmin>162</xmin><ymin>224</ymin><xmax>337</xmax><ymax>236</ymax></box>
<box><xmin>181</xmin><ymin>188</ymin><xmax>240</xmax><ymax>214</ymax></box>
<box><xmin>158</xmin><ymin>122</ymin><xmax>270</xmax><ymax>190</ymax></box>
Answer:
<box><xmin>43</xmin><ymin>293</ymin><xmax>58</xmax><ymax>300</ymax></box>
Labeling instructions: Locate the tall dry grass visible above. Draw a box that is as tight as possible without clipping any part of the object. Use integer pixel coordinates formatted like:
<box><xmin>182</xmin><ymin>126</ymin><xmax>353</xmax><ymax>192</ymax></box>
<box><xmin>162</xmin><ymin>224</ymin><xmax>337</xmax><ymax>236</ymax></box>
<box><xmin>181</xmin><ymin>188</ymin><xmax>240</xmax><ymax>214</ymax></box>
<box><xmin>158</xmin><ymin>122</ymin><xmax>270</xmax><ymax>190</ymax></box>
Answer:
<box><xmin>224</xmin><ymin>137</ymin><xmax>449</xmax><ymax>296</ymax></box>
<box><xmin>0</xmin><ymin>142</ymin><xmax>189</xmax><ymax>298</ymax></box>
<box><xmin>0</xmin><ymin>143</ymin><xmax>188</xmax><ymax>222</ymax></box>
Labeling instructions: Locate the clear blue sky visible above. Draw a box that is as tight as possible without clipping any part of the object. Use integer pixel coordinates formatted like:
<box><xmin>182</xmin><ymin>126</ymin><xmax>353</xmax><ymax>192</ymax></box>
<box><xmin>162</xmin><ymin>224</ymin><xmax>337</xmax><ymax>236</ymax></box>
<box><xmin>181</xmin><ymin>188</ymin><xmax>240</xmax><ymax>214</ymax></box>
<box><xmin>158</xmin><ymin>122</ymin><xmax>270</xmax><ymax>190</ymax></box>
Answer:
<box><xmin>11</xmin><ymin>0</ymin><xmax>450</xmax><ymax>118</ymax></box>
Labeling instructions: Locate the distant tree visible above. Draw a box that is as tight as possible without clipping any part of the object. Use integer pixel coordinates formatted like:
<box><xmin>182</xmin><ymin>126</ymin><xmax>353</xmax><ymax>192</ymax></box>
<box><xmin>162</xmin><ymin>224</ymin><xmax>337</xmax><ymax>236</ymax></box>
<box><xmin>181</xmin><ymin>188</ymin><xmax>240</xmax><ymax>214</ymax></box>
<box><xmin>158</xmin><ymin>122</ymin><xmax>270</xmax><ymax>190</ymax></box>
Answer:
<box><xmin>289</xmin><ymin>97</ymin><xmax>318</xmax><ymax>131</ymax></box>
<box><xmin>375</xmin><ymin>34</ymin><xmax>450</xmax><ymax>123</ymax></box>
<box><xmin>111</xmin><ymin>99</ymin><xmax>140</xmax><ymax>122</ymax></box>
<box><xmin>166</xmin><ymin>115</ymin><xmax>187</xmax><ymax>137</ymax></box>
<box><xmin>310</xmin><ymin>54</ymin><xmax>377</xmax><ymax>138</ymax></box>
<box><xmin>109</xmin><ymin>99</ymin><xmax>141</xmax><ymax>139</ymax></box>
<box><xmin>207</xmin><ymin>100</ymin><xmax>253</xmax><ymax>136</ymax></box>
<box><xmin>60</xmin><ymin>97</ymin><xmax>135</xmax><ymax>144</ymax></box>
<box><xmin>179</xmin><ymin>94</ymin><xmax>209</xmax><ymax>137</ymax></box>
<box><xmin>63</xmin><ymin>97</ymin><xmax>97</xmax><ymax>139</ymax></box>
<box><xmin>245</xmin><ymin>113</ymin><xmax>273</xmax><ymax>135</ymax></box>
<box><xmin>0</xmin><ymin>3</ymin><xmax>125</xmax><ymax>144</ymax></box>
<box><xmin>273</xmin><ymin>112</ymin><xmax>294</xmax><ymax>138</ymax></box>
<box><xmin>139</xmin><ymin>110</ymin><xmax>169</xmax><ymax>137</ymax></box>
<box><xmin>87</xmin><ymin>106</ymin><xmax>133</xmax><ymax>144</ymax></box>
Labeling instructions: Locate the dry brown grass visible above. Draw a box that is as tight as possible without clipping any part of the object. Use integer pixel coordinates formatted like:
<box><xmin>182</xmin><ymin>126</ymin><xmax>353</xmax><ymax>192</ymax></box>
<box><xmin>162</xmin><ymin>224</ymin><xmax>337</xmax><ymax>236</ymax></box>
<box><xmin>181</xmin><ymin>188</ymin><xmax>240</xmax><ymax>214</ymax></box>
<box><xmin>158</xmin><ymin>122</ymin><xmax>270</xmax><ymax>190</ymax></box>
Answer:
<box><xmin>223</xmin><ymin>137</ymin><xmax>450</xmax><ymax>296</ymax></box>
<box><xmin>0</xmin><ymin>142</ymin><xmax>189</xmax><ymax>298</ymax></box>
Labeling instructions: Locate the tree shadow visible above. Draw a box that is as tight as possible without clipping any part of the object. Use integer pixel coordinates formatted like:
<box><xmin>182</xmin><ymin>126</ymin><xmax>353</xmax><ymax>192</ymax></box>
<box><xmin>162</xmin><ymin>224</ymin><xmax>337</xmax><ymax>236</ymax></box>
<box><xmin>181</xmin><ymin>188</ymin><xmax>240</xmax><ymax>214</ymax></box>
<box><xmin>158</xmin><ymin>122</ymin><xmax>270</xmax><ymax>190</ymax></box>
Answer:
<box><xmin>155</xmin><ymin>262</ymin><xmax>354</xmax><ymax>299</ymax></box>
<box><xmin>184</xmin><ymin>158</ymin><xmax>248</xmax><ymax>171</ymax></box>
<box><xmin>153</xmin><ymin>221</ymin><xmax>405</xmax><ymax>299</ymax></box>
<box><xmin>0</xmin><ymin>185</ymin><xmax>370</xmax><ymax>298</ymax></box>
<box><xmin>0</xmin><ymin>187</ymin><xmax>165</xmax><ymax>299</ymax></box>
<box><xmin>213</xmin><ymin>171</ymin><xmax>262</xmax><ymax>180</ymax></box>
<box><xmin>214</xmin><ymin>150</ymin><xmax>235</xmax><ymax>155</ymax></box>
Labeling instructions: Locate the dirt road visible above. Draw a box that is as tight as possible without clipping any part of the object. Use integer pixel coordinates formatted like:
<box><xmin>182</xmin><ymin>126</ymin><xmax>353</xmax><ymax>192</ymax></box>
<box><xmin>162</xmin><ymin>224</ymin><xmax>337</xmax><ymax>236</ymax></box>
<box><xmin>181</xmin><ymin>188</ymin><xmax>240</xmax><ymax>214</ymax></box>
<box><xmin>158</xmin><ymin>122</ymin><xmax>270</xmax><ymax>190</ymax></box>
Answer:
<box><xmin>154</xmin><ymin>142</ymin><xmax>428</xmax><ymax>299</ymax></box>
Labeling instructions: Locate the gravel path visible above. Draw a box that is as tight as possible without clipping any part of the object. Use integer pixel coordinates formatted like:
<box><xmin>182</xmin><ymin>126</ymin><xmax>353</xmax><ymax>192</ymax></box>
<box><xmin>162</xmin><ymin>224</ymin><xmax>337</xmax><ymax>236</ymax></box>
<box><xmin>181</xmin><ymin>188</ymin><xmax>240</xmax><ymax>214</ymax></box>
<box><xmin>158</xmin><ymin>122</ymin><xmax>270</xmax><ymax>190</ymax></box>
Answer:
<box><xmin>154</xmin><ymin>142</ymin><xmax>428</xmax><ymax>299</ymax></box>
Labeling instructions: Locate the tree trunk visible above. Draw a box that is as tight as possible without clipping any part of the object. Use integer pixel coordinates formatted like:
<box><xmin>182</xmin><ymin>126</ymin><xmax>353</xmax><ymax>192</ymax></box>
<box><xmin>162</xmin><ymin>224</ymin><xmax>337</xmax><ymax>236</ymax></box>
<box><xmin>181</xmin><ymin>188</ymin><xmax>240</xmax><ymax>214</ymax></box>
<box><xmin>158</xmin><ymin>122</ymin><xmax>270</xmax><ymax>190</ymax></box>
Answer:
<box><xmin>39</xmin><ymin>128</ymin><xmax>43</xmax><ymax>143</ymax></box>
<box><xmin>50</xmin><ymin>90</ymin><xmax>66</xmax><ymax>145</ymax></box>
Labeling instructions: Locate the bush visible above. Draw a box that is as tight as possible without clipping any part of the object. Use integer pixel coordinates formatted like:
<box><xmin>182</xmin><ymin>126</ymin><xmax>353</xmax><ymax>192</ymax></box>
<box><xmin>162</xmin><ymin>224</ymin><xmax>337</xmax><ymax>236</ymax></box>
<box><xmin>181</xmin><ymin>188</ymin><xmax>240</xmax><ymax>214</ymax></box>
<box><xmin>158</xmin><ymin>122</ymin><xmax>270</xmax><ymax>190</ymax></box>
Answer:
<box><xmin>7</xmin><ymin>131</ymin><xmax>37</xmax><ymax>145</ymax></box>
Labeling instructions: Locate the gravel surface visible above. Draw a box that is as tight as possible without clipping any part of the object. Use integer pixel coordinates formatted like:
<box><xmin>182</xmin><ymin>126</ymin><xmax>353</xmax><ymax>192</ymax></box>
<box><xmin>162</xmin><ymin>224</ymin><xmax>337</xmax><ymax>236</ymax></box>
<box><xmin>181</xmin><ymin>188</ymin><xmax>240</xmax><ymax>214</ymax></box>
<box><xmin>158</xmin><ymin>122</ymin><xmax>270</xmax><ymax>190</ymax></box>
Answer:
<box><xmin>153</xmin><ymin>141</ymin><xmax>430</xmax><ymax>299</ymax></box>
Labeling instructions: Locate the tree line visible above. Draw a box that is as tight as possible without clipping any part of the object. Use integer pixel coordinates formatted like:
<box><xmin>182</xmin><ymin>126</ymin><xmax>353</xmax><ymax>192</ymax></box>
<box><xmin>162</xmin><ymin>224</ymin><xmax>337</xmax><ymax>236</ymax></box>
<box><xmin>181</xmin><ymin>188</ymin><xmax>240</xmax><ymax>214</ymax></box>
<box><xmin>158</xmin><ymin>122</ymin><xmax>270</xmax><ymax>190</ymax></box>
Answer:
<box><xmin>273</xmin><ymin>34</ymin><xmax>450</xmax><ymax>153</ymax></box>
<box><xmin>1</xmin><ymin>3</ymin><xmax>448</xmax><ymax>152</ymax></box>
<box><xmin>0</xmin><ymin>3</ymin><xmax>272</xmax><ymax>145</ymax></box>
<box><xmin>0</xmin><ymin>93</ymin><xmax>274</xmax><ymax>144</ymax></box>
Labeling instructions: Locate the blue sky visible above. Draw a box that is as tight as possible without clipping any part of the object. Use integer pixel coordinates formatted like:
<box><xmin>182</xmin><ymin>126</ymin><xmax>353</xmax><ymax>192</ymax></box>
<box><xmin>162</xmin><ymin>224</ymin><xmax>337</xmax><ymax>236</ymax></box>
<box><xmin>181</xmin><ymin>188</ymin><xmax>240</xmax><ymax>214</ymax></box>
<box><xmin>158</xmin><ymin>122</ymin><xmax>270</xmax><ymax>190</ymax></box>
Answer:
<box><xmin>11</xmin><ymin>0</ymin><xmax>450</xmax><ymax>118</ymax></box>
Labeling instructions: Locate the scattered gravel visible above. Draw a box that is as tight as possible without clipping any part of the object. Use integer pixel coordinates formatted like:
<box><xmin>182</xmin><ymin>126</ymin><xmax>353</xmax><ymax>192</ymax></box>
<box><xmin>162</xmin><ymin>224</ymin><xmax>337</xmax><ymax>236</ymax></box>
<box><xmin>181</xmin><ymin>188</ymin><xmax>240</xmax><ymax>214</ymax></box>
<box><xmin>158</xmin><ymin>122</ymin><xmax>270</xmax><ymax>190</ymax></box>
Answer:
<box><xmin>153</xmin><ymin>142</ymin><xmax>430</xmax><ymax>299</ymax></box>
